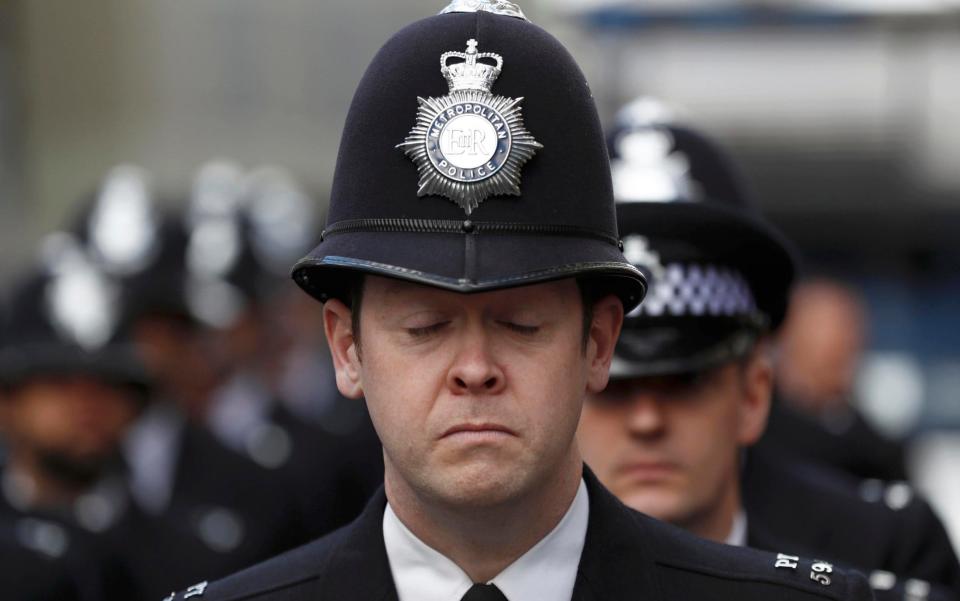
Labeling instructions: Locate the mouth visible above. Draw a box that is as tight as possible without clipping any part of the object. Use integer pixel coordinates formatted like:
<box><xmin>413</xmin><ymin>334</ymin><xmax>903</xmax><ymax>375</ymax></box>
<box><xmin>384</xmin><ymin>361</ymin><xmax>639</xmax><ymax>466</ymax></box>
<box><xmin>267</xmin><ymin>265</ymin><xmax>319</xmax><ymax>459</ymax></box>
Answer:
<box><xmin>617</xmin><ymin>461</ymin><xmax>678</xmax><ymax>481</ymax></box>
<box><xmin>441</xmin><ymin>423</ymin><xmax>517</xmax><ymax>440</ymax></box>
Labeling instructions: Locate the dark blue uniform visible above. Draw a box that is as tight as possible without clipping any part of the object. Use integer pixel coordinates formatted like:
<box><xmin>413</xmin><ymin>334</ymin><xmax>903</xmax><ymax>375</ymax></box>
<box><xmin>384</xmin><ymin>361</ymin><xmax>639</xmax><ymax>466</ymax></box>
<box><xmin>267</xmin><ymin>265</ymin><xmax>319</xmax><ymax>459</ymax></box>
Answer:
<box><xmin>744</xmin><ymin>451</ymin><xmax>960</xmax><ymax>600</ymax></box>
<box><xmin>163</xmin><ymin>469</ymin><xmax>874</xmax><ymax>601</ymax></box>
<box><xmin>757</xmin><ymin>398</ymin><xmax>909</xmax><ymax>483</ymax></box>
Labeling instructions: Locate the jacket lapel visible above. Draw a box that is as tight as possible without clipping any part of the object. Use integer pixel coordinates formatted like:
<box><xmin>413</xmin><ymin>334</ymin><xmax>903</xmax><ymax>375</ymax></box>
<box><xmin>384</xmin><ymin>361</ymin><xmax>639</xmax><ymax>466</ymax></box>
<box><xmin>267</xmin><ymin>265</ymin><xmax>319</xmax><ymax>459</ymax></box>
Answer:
<box><xmin>318</xmin><ymin>487</ymin><xmax>399</xmax><ymax>601</ymax></box>
<box><xmin>572</xmin><ymin>467</ymin><xmax>660</xmax><ymax>601</ymax></box>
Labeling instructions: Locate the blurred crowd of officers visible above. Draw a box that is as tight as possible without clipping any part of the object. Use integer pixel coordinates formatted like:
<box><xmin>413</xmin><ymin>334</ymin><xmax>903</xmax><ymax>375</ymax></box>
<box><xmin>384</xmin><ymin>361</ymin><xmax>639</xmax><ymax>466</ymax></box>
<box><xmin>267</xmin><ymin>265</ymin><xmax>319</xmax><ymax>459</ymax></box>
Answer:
<box><xmin>0</xmin><ymin>163</ymin><xmax>384</xmax><ymax>599</ymax></box>
<box><xmin>0</xmin><ymin>108</ymin><xmax>957</xmax><ymax>599</ymax></box>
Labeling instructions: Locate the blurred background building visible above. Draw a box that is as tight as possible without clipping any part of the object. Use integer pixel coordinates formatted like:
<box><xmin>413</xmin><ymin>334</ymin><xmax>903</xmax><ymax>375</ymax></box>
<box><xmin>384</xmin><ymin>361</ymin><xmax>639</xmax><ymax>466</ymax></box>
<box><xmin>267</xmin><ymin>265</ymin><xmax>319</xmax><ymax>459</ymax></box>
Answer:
<box><xmin>1</xmin><ymin>0</ymin><xmax>958</xmax><ymax>551</ymax></box>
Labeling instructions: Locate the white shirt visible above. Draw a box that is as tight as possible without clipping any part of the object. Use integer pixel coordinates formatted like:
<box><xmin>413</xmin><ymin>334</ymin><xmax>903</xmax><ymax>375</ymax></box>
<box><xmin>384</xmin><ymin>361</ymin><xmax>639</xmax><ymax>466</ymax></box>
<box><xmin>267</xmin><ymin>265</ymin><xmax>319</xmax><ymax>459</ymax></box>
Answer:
<box><xmin>724</xmin><ymin>510</ymin><xmax>748</xmax><ymax>547</ymax></box>
<box><xmin>122</xmin><ymin>401</ymin><xmax>184</xmax><ymax>515</ymax></box>
<box><xmin>383</xmin><ymin>479</ymin><xmax>589</xmax><ymax>601</ymax></box>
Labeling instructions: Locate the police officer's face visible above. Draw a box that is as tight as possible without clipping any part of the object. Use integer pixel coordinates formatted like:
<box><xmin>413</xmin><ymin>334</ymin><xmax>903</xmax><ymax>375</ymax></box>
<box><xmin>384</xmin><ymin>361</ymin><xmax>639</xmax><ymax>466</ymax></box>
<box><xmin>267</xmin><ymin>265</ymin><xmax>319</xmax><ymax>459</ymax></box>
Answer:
<box><xmin>577</xmin><ymin>354</ymin><xmax>771</xmax><ymax>539</ymax></box>
<box><xmin>324</xmin><ymin>276</ymin><xmax>623</xmax><ymax>508</ymax></box>
<box><xmin>1</xmin><ymin>375</ymin><xmax>140</xmax><ymax>461</ymax></box>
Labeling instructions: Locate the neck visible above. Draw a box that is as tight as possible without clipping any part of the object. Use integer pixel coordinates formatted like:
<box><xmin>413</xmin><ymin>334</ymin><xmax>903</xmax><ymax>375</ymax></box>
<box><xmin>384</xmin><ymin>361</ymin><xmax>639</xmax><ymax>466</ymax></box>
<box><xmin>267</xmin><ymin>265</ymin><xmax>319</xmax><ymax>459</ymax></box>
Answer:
<box><xmin>681</xmin><ymin>473</ymin><xmax>742</xmax><ymax>544</ymax></box>
<box><xmin>385</xmin><ymin>451</ymin><xmax>583</xmax><ymax>583</ymax></box>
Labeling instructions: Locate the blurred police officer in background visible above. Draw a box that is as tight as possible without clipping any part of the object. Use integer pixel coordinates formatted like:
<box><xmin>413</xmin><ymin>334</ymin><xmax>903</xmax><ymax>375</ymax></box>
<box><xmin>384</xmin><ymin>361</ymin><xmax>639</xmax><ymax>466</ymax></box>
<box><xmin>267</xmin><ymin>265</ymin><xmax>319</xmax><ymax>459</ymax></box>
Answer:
<box><xmin>164</xmin><ymin>2</ymin><xmax>874</xmax><ymax>600</ymax></box>
<box><xmin>180</xmin><ymin>161</ymin><xmax>383</xmax><ymax>520</ymax></box>
<box><xmin>0</xmin><ymin>232</ymin><xmax>148</xmax><ymax>599</ymax></box>
<box><xmin>74</xmin><ymin>165</ymin><xmax>381</xmax><ymax>593</ymax></box>
<box><xmin>0</xmin><ymin>163</ymin><xmax>378</xmax><ymax>599</ymax></box>
<box><xmin>760</xmin><ymin>277</ymin><xmax>909</xmax><ymax>483</ymax></box>
<box><xmin>576</xmin><ymin>99</ymin><xmax>959</xmax><ymax>600</ymax></box>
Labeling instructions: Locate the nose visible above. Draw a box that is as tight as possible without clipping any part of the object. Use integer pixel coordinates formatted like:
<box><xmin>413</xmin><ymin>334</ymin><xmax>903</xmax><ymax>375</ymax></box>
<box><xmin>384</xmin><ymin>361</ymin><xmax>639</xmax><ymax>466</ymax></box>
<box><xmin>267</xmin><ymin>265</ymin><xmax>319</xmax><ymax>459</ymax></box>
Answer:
<box><xmin>446</xmin><ymin>327</ymin><xmax>506</xmax><ymax>395</ymax></box>
<box><xmin>625</xmin><ymin>393</ymin><xmax>667</xmax><ymax>439</ymax></box>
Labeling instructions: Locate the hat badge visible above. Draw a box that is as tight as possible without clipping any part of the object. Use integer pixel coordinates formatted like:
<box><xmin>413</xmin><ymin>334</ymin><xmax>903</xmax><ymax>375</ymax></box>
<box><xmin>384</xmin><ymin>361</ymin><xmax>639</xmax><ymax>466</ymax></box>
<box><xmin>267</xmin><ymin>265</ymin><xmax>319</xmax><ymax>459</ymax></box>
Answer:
<box><xmin>398</xmin><ymin>38</ymin><xmax>543</xmax><ymax>215</ymax></box>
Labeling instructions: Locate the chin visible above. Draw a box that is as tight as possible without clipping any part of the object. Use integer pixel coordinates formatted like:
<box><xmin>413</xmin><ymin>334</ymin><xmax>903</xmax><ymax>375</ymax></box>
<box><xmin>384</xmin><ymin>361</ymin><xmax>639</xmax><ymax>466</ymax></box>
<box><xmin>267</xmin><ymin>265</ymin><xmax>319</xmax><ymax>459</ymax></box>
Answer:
<box><xmin>619</xmin><ymin>488</ymin><xmax>686</xmax><ymax>522</ymax></box>
<box><xmin>434</xmin><ymin>460</ymin><xmax>530</xmax><ymax>508</ymax></box>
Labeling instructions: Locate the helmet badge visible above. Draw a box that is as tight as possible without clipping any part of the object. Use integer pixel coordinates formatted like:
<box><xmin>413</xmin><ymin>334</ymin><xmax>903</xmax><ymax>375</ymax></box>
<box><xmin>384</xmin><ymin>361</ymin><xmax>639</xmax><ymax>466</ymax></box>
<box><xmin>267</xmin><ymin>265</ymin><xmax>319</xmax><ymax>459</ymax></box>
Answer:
<box><xmin>398</xmin><ymin>39</ymin><xmax>543</xmax><ymax>215</ymax></box>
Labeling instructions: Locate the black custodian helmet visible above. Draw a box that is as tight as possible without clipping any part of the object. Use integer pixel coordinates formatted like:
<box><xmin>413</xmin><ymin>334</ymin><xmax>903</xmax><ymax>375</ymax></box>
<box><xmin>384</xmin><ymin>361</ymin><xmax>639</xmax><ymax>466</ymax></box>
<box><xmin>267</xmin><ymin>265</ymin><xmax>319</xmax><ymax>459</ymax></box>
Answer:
<box><xmin>608</xmin><ymin>99</ymin><xmax>796</xmax><ymax>378</ymax></box>
<box><xmin>292</xmin><ymin>0</ymin><xmax>646</xmax><ymax>311</ymax></box>
<box><xmin>0</xmin><ymin>234</ymin><xmax>150</xmax><ymax>393</ymax></box>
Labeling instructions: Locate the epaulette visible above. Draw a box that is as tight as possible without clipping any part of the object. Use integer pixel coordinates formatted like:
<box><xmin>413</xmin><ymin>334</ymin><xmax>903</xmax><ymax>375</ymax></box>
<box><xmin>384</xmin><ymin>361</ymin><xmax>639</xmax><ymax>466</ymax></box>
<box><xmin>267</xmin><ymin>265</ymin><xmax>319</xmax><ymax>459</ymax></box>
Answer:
<box><xmin>658</xmin><ymin>547</ymin><xmax>870</xmax><ymax>600</ymax></box>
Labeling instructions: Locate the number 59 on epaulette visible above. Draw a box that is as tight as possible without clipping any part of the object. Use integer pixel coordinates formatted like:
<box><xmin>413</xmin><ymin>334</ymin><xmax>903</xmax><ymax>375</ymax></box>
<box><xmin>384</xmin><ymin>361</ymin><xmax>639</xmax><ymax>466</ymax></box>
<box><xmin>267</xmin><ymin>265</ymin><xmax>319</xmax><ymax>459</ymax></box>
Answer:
<box><xmin>810</xmin><ymin>561</ymin><xmax>834</xmax><ymax>586</ymax></box>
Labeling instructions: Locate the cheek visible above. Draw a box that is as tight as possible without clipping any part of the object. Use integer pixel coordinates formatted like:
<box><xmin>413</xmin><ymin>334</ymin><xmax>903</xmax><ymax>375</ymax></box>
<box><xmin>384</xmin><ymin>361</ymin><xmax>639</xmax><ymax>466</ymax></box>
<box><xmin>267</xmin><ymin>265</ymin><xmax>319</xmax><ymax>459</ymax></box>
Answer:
<box><xmin>503</xmin><ymin>330</ymin><xmax>586</xmax><ymax>390</ymax></box>
<box><xmin>670</xmin><ymin>401</ymin><xmax>740</xmax><ymax>475</ymax></box>
<box><xmin>510</xmin><ymin>346</ymin><xmax>587</xmax><ymax>444</ymax></box>
<box><xmin>95</xmin><ymin>400</ymin><xmax>138</xmax><ymax>434</ymax></box>
<box><xmin>358</xmin><ymin>341</ymin><xmax>448</xmax><ymax>444</ymax></box>
<box><xmin>577</xmin><ymin>405</ymin><xmax>625</xmax><ymax>469</ymax></box>
<box><xmin>17</xmin><ymin>401</ymin><xmax>71</xmax><ymax>443</ymax></box>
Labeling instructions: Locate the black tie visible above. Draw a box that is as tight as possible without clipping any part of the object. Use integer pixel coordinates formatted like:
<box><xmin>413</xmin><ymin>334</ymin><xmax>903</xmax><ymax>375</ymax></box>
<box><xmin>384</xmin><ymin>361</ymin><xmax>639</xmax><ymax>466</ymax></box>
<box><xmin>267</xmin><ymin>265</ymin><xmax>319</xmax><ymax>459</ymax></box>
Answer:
<box><xmin>460</xmin><ymin>583</ymin><xmax>509</xmax><ymax>601</ymax></box>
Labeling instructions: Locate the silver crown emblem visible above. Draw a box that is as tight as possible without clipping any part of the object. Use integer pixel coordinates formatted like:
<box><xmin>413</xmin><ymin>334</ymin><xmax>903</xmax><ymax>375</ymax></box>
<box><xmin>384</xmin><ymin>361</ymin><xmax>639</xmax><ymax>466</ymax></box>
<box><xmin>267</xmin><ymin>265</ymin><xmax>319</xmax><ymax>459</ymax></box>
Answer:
<box><xmin>398</xmin><ymin>39</ymin><xmax>542</xmax><ymax>214</ymax></box>
<box><xmin>441</xmin><ymin>40</ymin><xmax>503</xmax><ymax>93</ymax></box>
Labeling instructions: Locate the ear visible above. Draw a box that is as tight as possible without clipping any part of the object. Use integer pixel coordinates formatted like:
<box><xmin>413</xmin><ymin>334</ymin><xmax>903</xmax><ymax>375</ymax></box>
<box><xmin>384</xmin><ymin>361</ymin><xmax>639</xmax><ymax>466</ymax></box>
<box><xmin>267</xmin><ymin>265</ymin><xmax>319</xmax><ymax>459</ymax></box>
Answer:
<box><xmin>737</xmin><ymin>340</ymin><xmax>774</xmax><ymax>446</ymax></box>
<box><xmin>585</xmin><ymin>294</ymin><xmax>625</xmax><ymax>394</ymax></box>
<box><xmin>322</xmin><ymin>298</ymin><xmax>364</xmax><ymax>399</ymax></box>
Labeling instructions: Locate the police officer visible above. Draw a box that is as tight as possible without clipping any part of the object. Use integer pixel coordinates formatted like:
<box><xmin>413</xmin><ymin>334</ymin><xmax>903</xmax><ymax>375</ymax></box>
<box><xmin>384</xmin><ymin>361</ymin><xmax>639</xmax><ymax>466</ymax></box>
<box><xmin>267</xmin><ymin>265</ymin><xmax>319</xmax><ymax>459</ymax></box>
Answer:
<box><xmin>575</xmin><ymin>100</ymin><xmax>958</xmax><ymax>600</ymax></box>
<box><xmin>164</xmin><ymin>3</ymin><xmax>873</xmax><ymax>600</ymax></box>
<box><xmin>181</xmin><ymin>163</ymin><xmax>384</xmax><ymax>528</ymax></box>
<box><xmin>0</xmin><ymin>294</ymin><xmax>86</xmax><ymax>601</ymax></box>
<box><xmin>760</xmin><ymin>277</ymin><xmax>910</xmax><ymax>483</ymax></box>
<box><xmin>114</xmin><ymin>211</ymin><xmax>322</xmax><ymax>591</ymax></box>
<box><xmin>0</xmin><ymin>237</ymin><xmax>148</xmax><ymax>600</ymax></box>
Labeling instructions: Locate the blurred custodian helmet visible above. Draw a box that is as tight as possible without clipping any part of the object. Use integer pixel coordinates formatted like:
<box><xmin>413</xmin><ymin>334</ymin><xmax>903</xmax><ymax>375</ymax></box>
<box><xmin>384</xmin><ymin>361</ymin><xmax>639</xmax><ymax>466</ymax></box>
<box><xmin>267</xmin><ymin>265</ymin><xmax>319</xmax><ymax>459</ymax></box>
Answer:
<box><xmin>292</xmin><ymin>0</ymin><xmax>646</xmax><ymax>310</ymax></box>
<box><xmin>0</xmin><ymin>234</ymin><xmax>149</xmax><ymax>392</ymax></box>
<box><xmin>608</xmin><ymin>100</ymin><xmax>796</xmax><ymax>377</ymax></box>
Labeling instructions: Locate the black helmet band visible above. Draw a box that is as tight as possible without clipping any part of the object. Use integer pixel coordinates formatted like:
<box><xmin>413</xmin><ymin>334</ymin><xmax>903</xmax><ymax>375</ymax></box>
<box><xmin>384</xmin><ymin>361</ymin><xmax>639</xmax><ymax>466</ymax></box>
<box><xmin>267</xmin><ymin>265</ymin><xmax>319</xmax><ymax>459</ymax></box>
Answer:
<box><xmin>320</xmin><ymin>217</ymin><xmax>621</xmax><ymax>248</ymax></box>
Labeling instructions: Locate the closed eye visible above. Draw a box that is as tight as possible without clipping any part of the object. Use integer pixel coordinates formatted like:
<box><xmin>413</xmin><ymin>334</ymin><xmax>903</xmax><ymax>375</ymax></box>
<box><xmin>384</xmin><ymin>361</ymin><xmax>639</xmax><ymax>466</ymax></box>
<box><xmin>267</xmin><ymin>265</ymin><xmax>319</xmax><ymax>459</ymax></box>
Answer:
<box><xmin>499</xmin><ymin>321</ymin><xmax>540</xmax><ymax>335</ymax></box>
<box><xmin>406</xmin><ymin>322</ymin><xmax>450</xmax><ymax>338</ymax></box>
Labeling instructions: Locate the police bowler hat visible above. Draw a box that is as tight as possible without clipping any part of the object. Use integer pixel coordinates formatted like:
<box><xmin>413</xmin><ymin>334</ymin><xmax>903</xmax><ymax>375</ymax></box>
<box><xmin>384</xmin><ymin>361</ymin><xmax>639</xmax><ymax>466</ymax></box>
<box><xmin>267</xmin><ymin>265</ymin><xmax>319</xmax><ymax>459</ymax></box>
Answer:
<box><xmin>293</xmin><ymin>3</ymin><xmax>646</xmax><ymax>310</ymax></box>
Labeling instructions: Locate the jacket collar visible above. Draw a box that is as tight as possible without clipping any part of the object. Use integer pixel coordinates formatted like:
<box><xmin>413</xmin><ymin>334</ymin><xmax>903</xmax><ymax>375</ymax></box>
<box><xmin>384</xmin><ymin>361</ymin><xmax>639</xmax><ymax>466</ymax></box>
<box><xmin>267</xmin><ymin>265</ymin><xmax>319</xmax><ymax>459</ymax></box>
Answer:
<box><xmin>320</xmin><ymin>487</ymin><xmax>399</xmax><ymax>601</ymax></box>
<box><xmin>573</xmin><ymin>467</ymin><xmax>659</xmax><ymax>601</ymax></box>
<box><xmin>321</xmin><ymin>466</ymin><xmax>658</xmax><ymax>601</ymax></box>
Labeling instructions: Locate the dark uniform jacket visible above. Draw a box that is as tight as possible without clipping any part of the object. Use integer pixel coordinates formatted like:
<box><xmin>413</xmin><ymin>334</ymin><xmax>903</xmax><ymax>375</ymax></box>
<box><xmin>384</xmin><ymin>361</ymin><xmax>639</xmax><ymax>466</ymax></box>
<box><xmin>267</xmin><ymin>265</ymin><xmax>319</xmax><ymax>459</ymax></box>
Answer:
<box><xmin>743</xmin><ymin>452</ymin><xmax>960</xmax><ymax>600</ymax></box>
<box><xmin>756</xmin><ymin>398</ymin><xmax>908</xmax><ymax>483</ymax></box>
<box><xmin>125</xmin><ymin>422</ymin><xmax>308</xmax><ymax>597</ymax></box>
<box><xmin>254</xmin><ymin>401</ymin><xmax>383</xmax><ymax>540</ymax></box>
<box><xmin>0</xmin><ymin>490</ymin><xmax>140</xmax><ymax>600</ymax></box>
<box><xmin>206</xmin><ymin>375</ymin><xmax>383</xmax><ymax>542</ymax></box>
<box><xmin>0</xmin><ymin>514</ymin><xmax>85</xmax><ymax>601</ymax></box>
<box><xmin>164</xmin><ymin>469</ymin><xmax>874</xmax><ymax>600</ymax></box>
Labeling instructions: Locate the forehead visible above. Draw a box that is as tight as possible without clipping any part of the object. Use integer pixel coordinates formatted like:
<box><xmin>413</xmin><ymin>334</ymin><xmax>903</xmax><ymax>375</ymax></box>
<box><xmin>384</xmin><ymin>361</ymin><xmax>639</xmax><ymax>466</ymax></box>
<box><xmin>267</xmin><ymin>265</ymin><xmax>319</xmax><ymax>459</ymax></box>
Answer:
<box><xmin>362</xmin><ymin>276</ymin><xmax>581</xmax><ymax>310</ymax></box>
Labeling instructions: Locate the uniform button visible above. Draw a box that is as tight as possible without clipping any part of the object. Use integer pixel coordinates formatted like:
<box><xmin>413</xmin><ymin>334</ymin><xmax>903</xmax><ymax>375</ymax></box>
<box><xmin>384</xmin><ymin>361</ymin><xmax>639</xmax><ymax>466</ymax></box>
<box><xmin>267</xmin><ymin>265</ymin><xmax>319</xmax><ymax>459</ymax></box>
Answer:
<box><xmin>197</xmin><ymin>507</ymin><xmax>245</xmax><ymax>553</ymax></box>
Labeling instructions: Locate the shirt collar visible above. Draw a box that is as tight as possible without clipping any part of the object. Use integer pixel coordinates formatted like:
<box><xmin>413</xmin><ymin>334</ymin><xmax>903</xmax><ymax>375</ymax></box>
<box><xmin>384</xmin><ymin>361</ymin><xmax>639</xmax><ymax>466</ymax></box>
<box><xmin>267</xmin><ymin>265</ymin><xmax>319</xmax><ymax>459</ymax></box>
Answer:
<box><xmin>122</xmin><ymin>401</ymin><xmax>183</xmax><ymax>514</ymax></box>
<box><xmin>724</xmin><ymin>510</ymin><xmax>748</xmax><ymax>547</ymax></box>
<box><xmin>383</xmin><ymin>478</ymin><xmax>590</xmax><ymax>601</ymax></box>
